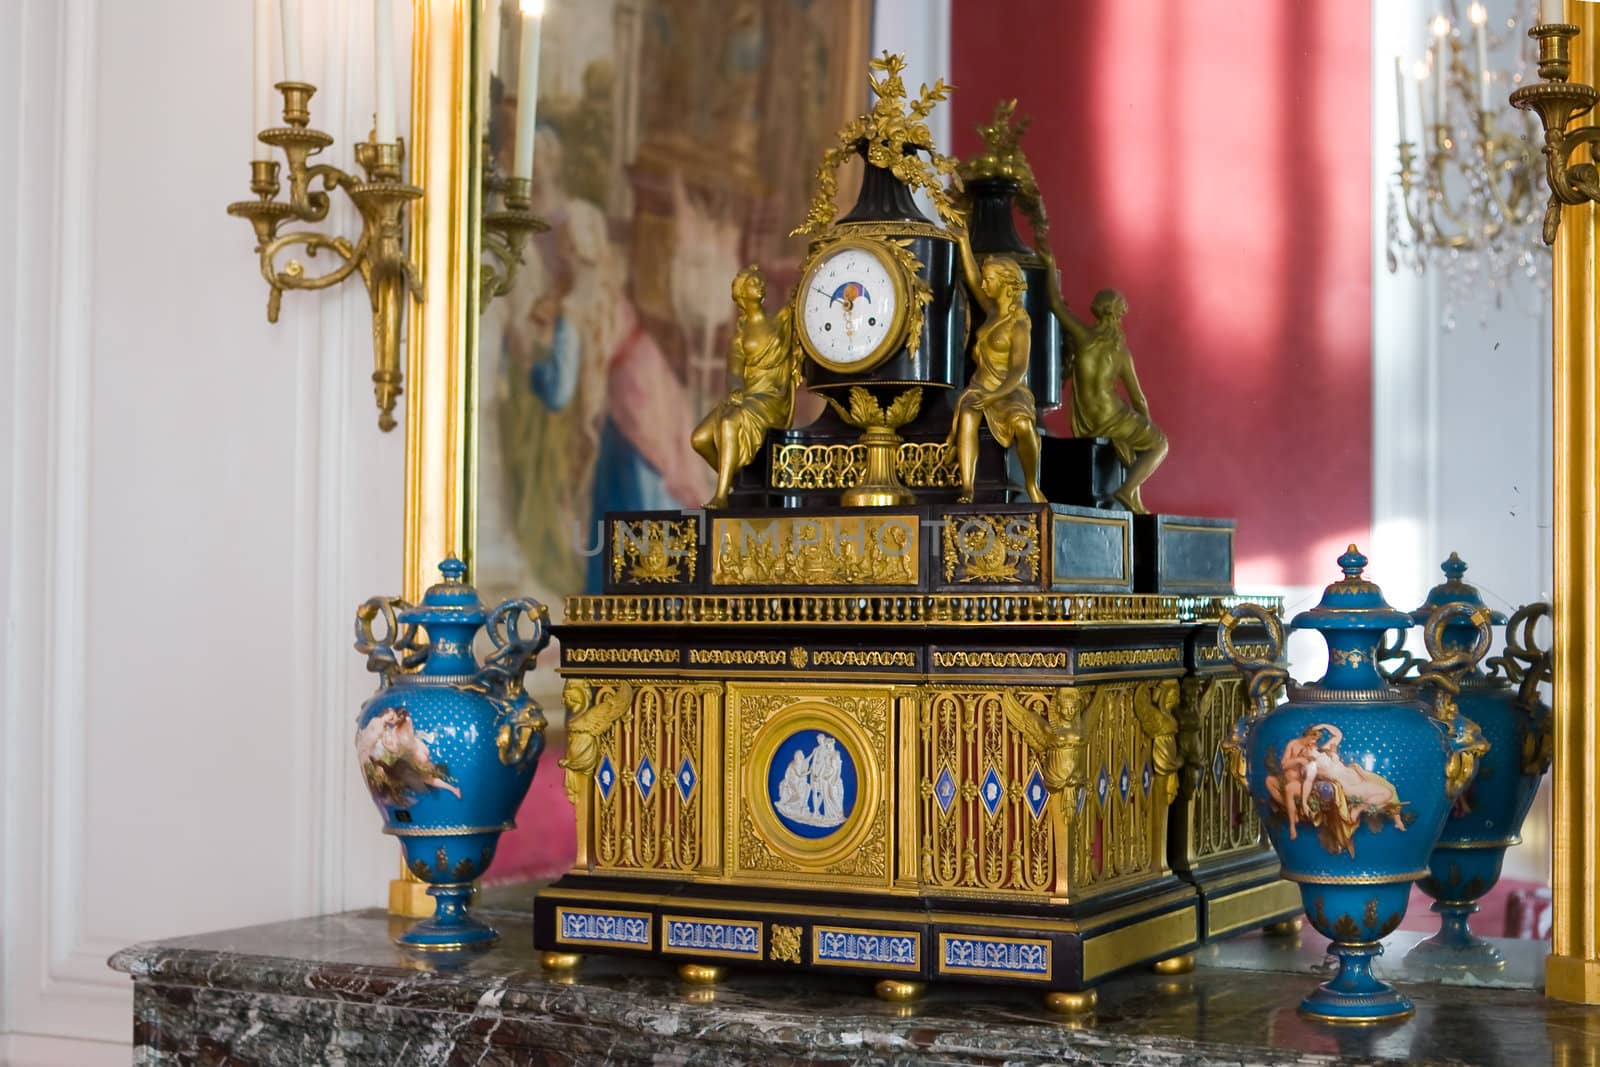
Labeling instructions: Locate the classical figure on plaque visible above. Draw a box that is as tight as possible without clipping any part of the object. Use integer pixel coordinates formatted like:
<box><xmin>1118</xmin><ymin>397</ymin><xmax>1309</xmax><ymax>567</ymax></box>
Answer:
<box><xmin>948</xmin><ymin>240</ymin><xmax>1046</xmax><ymax>505</ymax></box>
<box><xmin>691</xmin><ymin>266</ymin><xmax>803</xmax><ymax>508</ymax></box>
<box><xmin>1052</xmin><ymin>286</ymin><xmax>1168</xmax><ymax>514</ymax></box>
<box><xmin>777</xmin><ymin>749</ymin><xmax>812</xmax><ymax>814</ymax></box>
<box><xmin>774</xmin><ymin>732</ymin><xmax>848</xmax><ymax>829</ymax></box>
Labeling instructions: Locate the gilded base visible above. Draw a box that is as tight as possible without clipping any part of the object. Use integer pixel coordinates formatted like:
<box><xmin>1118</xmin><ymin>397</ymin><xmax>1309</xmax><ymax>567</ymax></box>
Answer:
<box><xmin>1043</xmin><ymin>989</ymin><xmax>1097</xmax><ymax>1016</ymax></box>
<box><xmin>389</xmin><ymin>876</ymin><xmax>436</xmax><ymax>919</ymax></box>
<box><xmin>1150</xmin><ymin>951</ymin><xmax>1195</xmax><ymax>976</ymax></box>
<box><xmin>1547</xmin><ymin>954</ymin><xmax>1600</xmax><ymax>1004</ymax></box>
<box><xmin>540</xmin><ymin>952</ymin><xmax>582</xmax><ymax>972</ymax></box>
<box><xmin>678</xmin><ymin>963</ymin><xmax>725</xmax><ymax>985</ymax></box>
<box><xmin>1263</xmin><ymin>917</ymin><xmax>1303</xmax><ymax>937</ymax></box>
<box><xmin>874</xmin><ymin>979</ymin><xmax>925</xmax><ymax>1002</ymax></box>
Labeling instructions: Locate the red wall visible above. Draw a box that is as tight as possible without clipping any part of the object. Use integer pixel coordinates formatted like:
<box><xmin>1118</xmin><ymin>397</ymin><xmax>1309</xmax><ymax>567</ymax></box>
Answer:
<box><xmin>951</xmin><ymin>1</ymin><xmax>1373</xmax><ymax>587</ymax></box>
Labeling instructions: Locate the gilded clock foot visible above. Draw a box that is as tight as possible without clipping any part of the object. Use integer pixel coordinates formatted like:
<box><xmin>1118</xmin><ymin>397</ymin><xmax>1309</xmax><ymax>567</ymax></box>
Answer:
<box><xmin>540</xmin><ymin>951</ymin><xmax>582</xmax><ymax>972</ymax></box>
<box><xmin>1044</xmin><ymin>989</ymin><xmax>1097</xmax><ymax>1016</ymax></box>
<box><xmin>1264</xmin><ymin>917</ymin><xmax>1304</xmax><ymax>937</ymax></box>
<box><xmin>1151</xmin><ymin>951</ymin><xmax>1196</xmax><ymax>976</ymax></box>
<box><xmin>874</xmin><ymin>978</ymin><xmax>925</xmax><ymax>1003</ymax></box>
<box><xmin>678</xmin><ymin>963</ymin><xmax>725</xmax><ymax>986</ymax></box>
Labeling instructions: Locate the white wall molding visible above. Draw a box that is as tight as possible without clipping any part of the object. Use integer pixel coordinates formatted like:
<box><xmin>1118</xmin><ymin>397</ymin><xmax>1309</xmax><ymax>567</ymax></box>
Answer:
<box><xmin>2</xmin><ymin>0</ymin><xmax>403</xmax><ymax>1049</ymax></box>
<box><xmin>0</xmin><ymin>1033</ymin><xmax>126</xmax><ymax>1067</ymax></box>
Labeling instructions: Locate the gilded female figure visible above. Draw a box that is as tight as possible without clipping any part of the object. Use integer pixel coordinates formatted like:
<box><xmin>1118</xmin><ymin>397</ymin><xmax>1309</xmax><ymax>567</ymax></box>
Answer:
<box><xmin>947</xmin><ymin>237</ymin><xmax>1046</xmax><ymax>505</ymax></box>
<box><xmin>1046</xmin><ymin>273</ymin><xmax>1168</xmax><ymax>514</ymax></box>
<box><xmin>691</xmin><ymin>266</ymin><xmax>801</xmax><ymax>508</ymax></box>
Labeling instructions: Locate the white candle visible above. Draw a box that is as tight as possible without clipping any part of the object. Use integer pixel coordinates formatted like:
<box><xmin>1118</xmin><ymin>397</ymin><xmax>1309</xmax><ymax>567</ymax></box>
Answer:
<box><xmin>480</xmin><ymin>0</ymin><xmax>502</xmax><ymax>127</ymax></box>
<box><xmin>1471</xmin><ymin>4</ymin><xmax>1491</xmax><ymax>111</ymax></box>
<box><xmin>1416</xmin><ymin>60</ymin><xmax>1433</xmax><ymax>133</ymax></box>
<box><xmin>1435</xmin><ymin>39</ymin><xmax>1449</xmax><ymax>124</ymax></box>
<box><xmin>254</xmin><ymin>0</ymin><xmax>273</xmax><ymax>156</ymax></box>
<box><xmin>483</xmin><ymin>0</ymin><xmax>502</xmax><ymax>82</ymax></box>
<box><xmin>1394</xmin><ymin>56</ymin><xmax>1408</xmax><ymax>143</ymax></box>
<box><xmin>375</xmin><ymin>0</ymin><xmax>397</xmax><ymax>142</ymax></box>
<box><xmin>1540</xmin><ymin>0</ymin><xmax>1565</xmax><ymax>25</ymax></box>
<box><xmin>280</xmin><ymin>0</ymin><xmax>302</xmax><ymax>83</ymax></box>
<box><xmin>512</xmin><ymin>0</ymin><xmax>543</xmax><ymax>179</ymax></box>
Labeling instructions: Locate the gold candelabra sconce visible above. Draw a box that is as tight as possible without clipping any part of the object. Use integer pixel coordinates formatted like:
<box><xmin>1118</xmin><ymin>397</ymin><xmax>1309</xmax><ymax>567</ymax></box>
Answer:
<box><xmin>479</xmin><ymin>154</ymin><xmax>547</xmax><ymax>306</ymax></box>
<box><xmin>1512</xmin><ymin>19</ymin><xmax>1600</xmax><ymax>243</ymax></box>
<box><xmin>1388</xmin><ymin>3</ymin><xmax>1548</xmax><ymax>325</ymax></box>
<box><xmin>227</xmin><ymin>81</ymin><xmax>424</xmax><ymax>433</ymax></box>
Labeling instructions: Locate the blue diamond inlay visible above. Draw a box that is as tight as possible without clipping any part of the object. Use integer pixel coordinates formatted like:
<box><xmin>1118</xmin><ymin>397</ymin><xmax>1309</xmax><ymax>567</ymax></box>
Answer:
<box><xmin>1119</xmin><ymin>764</ymin><xmax>1131</xmax><ymax>801</ymax></box>
<box><xmin>596</xmin><ymin>754</ymin><xmax>617</xmax><ymax>801</ymax></box>
<box><xmin>1024</xmin><ymin>767</ymin><xmax>1048</xmax><ymax>820</ymax></box>
<box><xmin>676</xmin><ymin>756</ymin><xmax>698</xmax><ymax>802</ymax></box>
<box><xmin>979</xmin><ymin>766</ymin><xmax>1004</xmax><ymax>816</ymax></box>
<box><xmin>934</xmin><ymin>767</ymin><xmax>957</xmax><ymax>815</ymax></box>
<box><xmin>636</xmin><ymin>754</ymin><xmax>657</xmax><ymax>800</ymax></box>
<box><xmin>1212</xmin><ymin>750</ymin><xmax>1225</xmax><ymax>783</ymax></box>
<box><xmin>1096</xmin><ymin>766</ymin><xmax>1110</xmax><ymax>805</ymax></box>
<box><xmin>1142</xmin><ymin>759</ymin><xmax>1154</xmax><ymax>796</ymax></box>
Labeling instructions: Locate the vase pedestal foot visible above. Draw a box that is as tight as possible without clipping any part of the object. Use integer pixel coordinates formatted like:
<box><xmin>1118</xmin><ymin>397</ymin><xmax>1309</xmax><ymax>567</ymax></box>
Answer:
<box><xmin>394</xmin><ymin>884</ymin><xmax>498</xmax><ymax>952</ymax></box>
<box><xmin>678</xmin><ymin>963</ymin><xmax>725</xmax><ymax>986</ymax></box>
<box><xmin>1406</xmin><ymin>902</ymin><xmax>1505</xmax><ymax>975</ymax></box>
<box><xmin>1151</xmin><ymin>951</ymin><xmax>1195</xmax><ymax>976</ymax></box>
<box><xmin>1299</xmin><ymin>941</ymin><xmax>1413</xmax><ymax>1025</ymax></box>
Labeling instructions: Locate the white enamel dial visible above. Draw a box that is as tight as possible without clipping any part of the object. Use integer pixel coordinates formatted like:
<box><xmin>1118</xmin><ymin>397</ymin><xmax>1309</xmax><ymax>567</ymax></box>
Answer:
<box><xmin>798</xmin><ymin>242</ymin><xmax>903</xmax><ymax>372</ymax></box>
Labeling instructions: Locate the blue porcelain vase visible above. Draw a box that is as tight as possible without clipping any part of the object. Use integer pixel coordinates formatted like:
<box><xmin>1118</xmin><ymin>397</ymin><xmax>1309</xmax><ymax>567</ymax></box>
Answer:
<box><xmin>353</xmin><ymin>558</ymin><xmax>552</xmax><ymax>950</ymax></box>
<box><xmin>1401</xmin><ymin>555</ymin><xmax>1552</xmax><ymax>972</ymax></box>
<box><xmin>1220</xmin><ymin>546</ymin><xmax>1491</xmax><ymax>1024</ymax></box>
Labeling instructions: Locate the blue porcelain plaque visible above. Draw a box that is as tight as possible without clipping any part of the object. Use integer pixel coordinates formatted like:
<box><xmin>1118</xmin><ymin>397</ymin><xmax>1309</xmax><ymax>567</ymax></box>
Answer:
<box><xmin>766</xmin><ymin>729</ymin><xmax>857</xmax><ymax>839</ymax></box>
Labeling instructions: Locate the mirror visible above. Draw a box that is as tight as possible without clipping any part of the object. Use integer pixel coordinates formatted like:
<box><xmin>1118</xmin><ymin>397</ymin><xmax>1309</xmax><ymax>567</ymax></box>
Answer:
<box><xmin>456</xmin><ymin>0</ymin><xmax>1558</xmax><ymax>956</ymax></box>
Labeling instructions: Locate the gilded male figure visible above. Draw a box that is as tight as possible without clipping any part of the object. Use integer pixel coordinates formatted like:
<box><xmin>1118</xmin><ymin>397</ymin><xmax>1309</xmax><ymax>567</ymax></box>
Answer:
<box><xmin>1048</xmin><ymin>278</ymin><xmax>1168</xmax><ymax>514</ymax></box>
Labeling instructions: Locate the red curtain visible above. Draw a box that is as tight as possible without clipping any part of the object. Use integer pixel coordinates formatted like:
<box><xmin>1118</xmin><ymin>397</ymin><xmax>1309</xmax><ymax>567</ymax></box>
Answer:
<box><xmin>951</xmin><ymin>0</ymin><xmax>1373</xmax><ymax>586</ymax></box>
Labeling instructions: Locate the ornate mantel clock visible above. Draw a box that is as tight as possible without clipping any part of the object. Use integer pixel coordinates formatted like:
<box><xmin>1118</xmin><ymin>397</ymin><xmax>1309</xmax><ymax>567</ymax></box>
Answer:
<box><xmin>532</xmin><ymin>54</ymin><xmax>1295</xmax><ymax>1014</ymax></box>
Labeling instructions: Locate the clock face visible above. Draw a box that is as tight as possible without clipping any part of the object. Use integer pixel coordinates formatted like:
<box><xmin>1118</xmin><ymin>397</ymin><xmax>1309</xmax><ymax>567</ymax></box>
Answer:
<box><xmin>798</xmin><ymin>241</ymin><xmax>905</xmax><ymax>372</ymax></box>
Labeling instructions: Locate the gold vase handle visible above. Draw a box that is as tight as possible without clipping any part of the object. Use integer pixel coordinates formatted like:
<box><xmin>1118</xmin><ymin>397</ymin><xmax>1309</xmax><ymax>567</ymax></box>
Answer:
<box><xmin>1496</xmin><ymin>601</ymin><xmax>1554</xmax><ymax>775</ymax></box>
<box><xmin>1417</xmin><ymin>602</ymin><xmax>1495</xmax><ymax>699</ymax></box>
<box><xmin>1218</xmin><ymin>604</ymin><xmax>1288</xmax><ymax>719</ymax></box>
<box><xmin>354</xmin><ymin>595</ymin><xmax>424</xmax><ymax>681</ymax></box>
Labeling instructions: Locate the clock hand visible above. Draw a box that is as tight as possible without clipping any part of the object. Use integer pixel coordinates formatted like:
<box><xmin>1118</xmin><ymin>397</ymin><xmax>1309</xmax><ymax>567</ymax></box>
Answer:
<box><xmin>812</xmin><ymin>286</ymin><xmax>833</xmax><ymax>301</ymax></box>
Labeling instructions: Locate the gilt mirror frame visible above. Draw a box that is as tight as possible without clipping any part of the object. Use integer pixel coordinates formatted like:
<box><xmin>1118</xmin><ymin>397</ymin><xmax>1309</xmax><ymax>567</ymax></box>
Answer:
<box><xmin>398</xmin><ymin>0</ymin><xmax>1600</xmax><ymax>1001</ymax></box>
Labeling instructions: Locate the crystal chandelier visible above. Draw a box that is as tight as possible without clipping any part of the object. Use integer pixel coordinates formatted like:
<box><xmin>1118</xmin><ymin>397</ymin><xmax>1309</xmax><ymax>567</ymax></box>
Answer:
<box><xmin>1387</xmin><ymin>0</ymin><xmax>1550</xmax><ymax>327</ymax></box>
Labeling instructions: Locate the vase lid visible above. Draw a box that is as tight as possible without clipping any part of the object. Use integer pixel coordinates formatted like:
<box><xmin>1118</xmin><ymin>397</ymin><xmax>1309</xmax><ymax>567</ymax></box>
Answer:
<box><xmin>398</xmin><ymin>558</ymin><xmax>487</xmax><ymax>626</ymax></box>
<box><xmin>1290</xmin><ymin>545</ymin><xmax>1412</xmax><ymax>633</ymax></box>
<box><xmin>1408</xmin><ymin>552</ymin><xmax>1508</xmax><ymax>626</ymax></box>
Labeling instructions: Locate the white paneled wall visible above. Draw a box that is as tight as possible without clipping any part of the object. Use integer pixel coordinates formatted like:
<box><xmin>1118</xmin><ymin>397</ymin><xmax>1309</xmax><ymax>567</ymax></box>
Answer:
<box><xmin>1</xmin><ymin>1</ymin><xmax>404</xmax><ymax>1061</ymax></box>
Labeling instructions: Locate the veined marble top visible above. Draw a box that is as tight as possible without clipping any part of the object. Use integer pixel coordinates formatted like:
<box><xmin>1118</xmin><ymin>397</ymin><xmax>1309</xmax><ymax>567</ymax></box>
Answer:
<box><xmin>109</xmin><ymin>885</ymin><xmax>1598</xmax><ymax>1066</ymax></box>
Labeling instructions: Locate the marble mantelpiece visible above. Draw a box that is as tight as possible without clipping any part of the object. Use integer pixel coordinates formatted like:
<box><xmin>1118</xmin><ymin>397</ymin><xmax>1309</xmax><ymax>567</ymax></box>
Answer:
<box><xmin>110</xmin><ymin>889</ymin><xmax>1600</xmax><ymax>1066</ymax></box>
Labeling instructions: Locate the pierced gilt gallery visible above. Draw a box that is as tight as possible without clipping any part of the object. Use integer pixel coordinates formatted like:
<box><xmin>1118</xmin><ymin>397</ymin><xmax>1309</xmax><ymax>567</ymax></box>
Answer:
<box><xmin>16</xmin><ymin>0</ymin><xmax>1600</xmax><ymax>1063</ymax></box>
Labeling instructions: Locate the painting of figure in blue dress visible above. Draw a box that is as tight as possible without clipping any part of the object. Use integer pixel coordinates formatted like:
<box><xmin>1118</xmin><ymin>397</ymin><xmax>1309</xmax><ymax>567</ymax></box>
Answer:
<box><xmin>767</xmin><ymin>730</ymin><xmax>857</xmax><ymax>840</ymax></box>
<box><xmin>474</xmin><ymin>0</ymin><xmax>871</xmax><ymax>609</ymax></box>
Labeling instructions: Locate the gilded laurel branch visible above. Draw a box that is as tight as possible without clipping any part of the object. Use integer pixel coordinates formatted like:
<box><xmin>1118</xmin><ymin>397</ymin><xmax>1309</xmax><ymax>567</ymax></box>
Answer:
<box><xmin>793</xmin><ymin>52</ymin><xmax>962</xmax><ymax>237</ymax></box>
